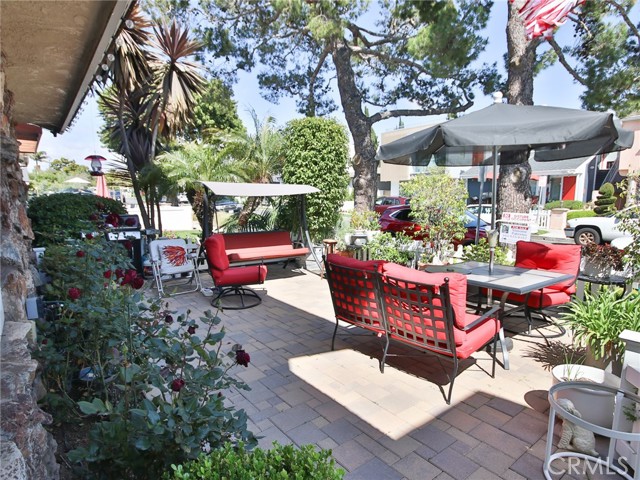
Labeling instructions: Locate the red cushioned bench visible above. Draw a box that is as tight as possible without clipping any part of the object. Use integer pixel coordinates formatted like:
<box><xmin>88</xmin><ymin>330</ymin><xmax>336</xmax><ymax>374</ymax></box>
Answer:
<box><xmin>222</xmin><ymin>231</ymin><xmax>310</xmax><ymax>267</ymax></box>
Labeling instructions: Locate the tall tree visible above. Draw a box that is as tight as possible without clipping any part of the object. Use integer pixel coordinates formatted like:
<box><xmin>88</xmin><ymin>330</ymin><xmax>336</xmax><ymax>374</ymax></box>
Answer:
<box><xmin>194</xmin><ymin>0</ymin><xmax>498</xmax><ymax>212</ymax></box>
<box><xmin>98</xmin><ymin>6</ymin><xmax>206</xmax><ymax>229</ymax></box>
<box><xmin>31</xmin><ymin>151</ymin><xmax>48</xmax><ymax>171</ymax></box>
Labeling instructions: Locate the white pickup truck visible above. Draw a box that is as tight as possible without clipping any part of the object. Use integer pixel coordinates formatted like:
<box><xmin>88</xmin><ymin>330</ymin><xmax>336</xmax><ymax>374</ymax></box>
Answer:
<box><xmin>564</xmin><ymin>206</ymin><xmax>638</xmax><ymax>245</ymax></box>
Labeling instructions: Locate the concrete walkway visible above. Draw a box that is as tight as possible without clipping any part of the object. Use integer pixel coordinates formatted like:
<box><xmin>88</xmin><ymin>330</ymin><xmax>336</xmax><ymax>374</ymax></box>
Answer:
<box><xmin>164</xmin><ymin>266</ymin><xmax>605</xmax><ymax>480</ymax></box>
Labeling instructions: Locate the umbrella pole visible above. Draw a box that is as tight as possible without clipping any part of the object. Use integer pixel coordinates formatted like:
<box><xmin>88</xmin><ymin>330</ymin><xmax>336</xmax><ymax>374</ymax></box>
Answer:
<box><xmin>476</xmin><ymin>166</ymin><xmax>485</xmax><ymax>244</ymax></box>
<box><xmin>491</xmin><ymin>146</ymin><xmax>498</xmax><ymax>229</ymax></box>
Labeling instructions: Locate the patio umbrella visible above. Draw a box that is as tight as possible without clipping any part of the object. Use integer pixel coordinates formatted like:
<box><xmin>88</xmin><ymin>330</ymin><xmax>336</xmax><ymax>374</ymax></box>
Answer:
<box><xmin>96</xmin><ymin>175</ymin><xmax>110</xmax><ymax>198</ymax></box>
<box><xmin>376</xmin><ymin>102</ymin><xmax>634</xmax><ymax>227</ymax></box>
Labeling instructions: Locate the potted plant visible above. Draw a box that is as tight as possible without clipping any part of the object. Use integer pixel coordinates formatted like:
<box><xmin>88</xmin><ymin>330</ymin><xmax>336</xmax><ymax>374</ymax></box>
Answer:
<box><xmin>581</xmin><ymin>242</ymin><xmax>625</xmax><ymax>278</ymax></box>
<box><xmin>561</xmin><ymin>289</ymin><xmax>640</xmax><ymax>375</ymax></box>
<box><xmin>346</xmin><ymin>209</ymin><xmax>380</xmax><ymax>246</ymax></box>
<box><xmin>364</xmin><ymin>231</ymin><xmax>416</xmax><ymax>266</ymax></box>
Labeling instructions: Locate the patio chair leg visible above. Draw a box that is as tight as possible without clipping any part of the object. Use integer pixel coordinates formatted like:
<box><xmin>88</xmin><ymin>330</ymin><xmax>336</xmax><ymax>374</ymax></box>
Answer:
<box><xmin>331</xmin><ymin>320</ymin><xmax>339</xmax><ymax>351</ymax></box>
<box><xmin>446</xmin><ymin>357</ymin><xmax>459</xmax><ymax>405</ymax></box>
<box><xmin>498</xmin><ymin>327</ymin><xmax>509</xmax><ymax>371</ymax></box>
<box><xmin>380</xmin><ymin>334</ymin><xmax>389</xmax><ymax>373</ymax></box>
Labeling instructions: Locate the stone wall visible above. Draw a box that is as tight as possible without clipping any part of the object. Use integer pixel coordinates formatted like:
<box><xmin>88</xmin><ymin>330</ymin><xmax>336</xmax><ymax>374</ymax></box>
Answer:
<box><xmin>0</xmin><ymin>51</ymin><xmax>60</xmax><ymax>480</ymax></box>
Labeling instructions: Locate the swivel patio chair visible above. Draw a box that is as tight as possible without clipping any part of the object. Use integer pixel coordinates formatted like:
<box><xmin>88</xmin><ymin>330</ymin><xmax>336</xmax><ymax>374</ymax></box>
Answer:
<box><xmin>496</xmin><ymin>240</ymin><xmax>582</xmax><ymax>337</ymax></box>
<box><xmin>148</xmin><ymin>238</ymin><xmax>202</xmax><ymax>297</ymax></box>
<box><xmin>203</xmin><ymin>234</ymin><xmax>267</xmax><ymax>310</ymax></box>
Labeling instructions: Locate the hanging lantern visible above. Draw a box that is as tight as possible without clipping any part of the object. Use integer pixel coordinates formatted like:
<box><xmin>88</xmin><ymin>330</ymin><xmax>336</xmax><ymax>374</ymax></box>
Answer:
<box><xmin>85</xmin><ymin>155</ymin><xmax>106</xmax><ymax>176</ymax></box>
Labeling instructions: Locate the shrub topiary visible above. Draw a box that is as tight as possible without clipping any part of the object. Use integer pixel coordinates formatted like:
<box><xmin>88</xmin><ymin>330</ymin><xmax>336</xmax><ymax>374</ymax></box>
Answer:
<box><xmin>593</xmin><ymin>182</ymin><xmax>617</xmax><ymax>216</ymax></box>
<box><xmin>28</xmin><ymin>193</ymin><xmax>127</xmax><ymax>246</ymax></box>
<box><xmin>165</xmin><ymin>442</ymin><xmax>344</xmax><ymax>480</ymax></box>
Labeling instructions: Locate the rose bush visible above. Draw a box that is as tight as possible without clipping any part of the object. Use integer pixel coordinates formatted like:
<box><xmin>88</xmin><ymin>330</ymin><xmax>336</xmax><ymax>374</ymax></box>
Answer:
<box><xmin>36</xmin><ymin>234</ymin><xmax>256</xmax><ymax>479</ymax></box>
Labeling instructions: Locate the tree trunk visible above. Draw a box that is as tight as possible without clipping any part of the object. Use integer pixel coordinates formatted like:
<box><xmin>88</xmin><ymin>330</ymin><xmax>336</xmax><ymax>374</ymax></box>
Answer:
<box><xmin>332</xmin><ymin>42</ymin><xmax>377</xmax><ymax>212</ymax></box>
<box><xmin>498</xmin><ymin>1</ymin><xmax>541</xmax><ymax>219</ymax></box>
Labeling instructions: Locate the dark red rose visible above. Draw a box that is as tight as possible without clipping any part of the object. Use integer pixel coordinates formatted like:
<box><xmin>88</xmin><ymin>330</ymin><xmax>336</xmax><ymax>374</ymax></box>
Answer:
<box><xmin>235</xmin><ymin>349</ymin><xmax>250</xmax><ymax>367</ymax></box>
<box><xmin>164</xmin><ymin>314</ymin><xmax>174</xmax><ymax>324</ymax></box>
<box><xmin>131</xmin><ymin>276</ymin><xmax>144</xmax><ymax>290</ymax></box>
<box><xmin>125</xmin><ymin>217</ymin><xmax>136</xmax><ymax>227</ymax></box>
<box><xmin>115</xmin><ymin>268</ymin><xmax>125</xmax><ymax>279</ymax></box>
<box><xmin>89</xmin><ymin>213</ymin><xmax>99</xmax><ymax>221</ymax></box>
<box><xmin>41</xmin><ymin>339</ymin><xmax>48</xmax><ymax>345</ymax></box>
<box><xmin>170</xmin><ymin>378</ymin><xmax>185</xmax><ymax>392</ymax></box>
<box><xmin>105</xmin><ymin>213</ymin><xmax>121</xmax><ymax>227</ymax></box>
<box><xmin>123</xmin><ymin>240</ymin><xmax>133</xmax><ymax>250</ymax></box>
<box><xmin>86</xmin><ymin>233</ymin><xmax>94</xmax><ymax>240</ymax></box>
<box><xmin>76</xmin><ymin>250</ymin><xmax>85</xmax><ymax>258</ymax></box>
<box><xmin>104</xmin><ymin>270</ymin><xmax>112</xmax><ymax>279</ymax></box>
<box><xmin>68</xmin><ymin>288</ymin><xmax>81</xmax><ymax>300</ymax></box>
<box><xmin>187</xmin><ymin>325</ymin><xmax>197</xmax><ymax>335</ymax></box>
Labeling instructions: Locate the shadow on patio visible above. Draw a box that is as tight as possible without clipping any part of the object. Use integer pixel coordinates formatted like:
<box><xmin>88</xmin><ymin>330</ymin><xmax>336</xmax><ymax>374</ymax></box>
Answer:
<box><xmin>165</xmin><ymin>267</ymin><xmax>585</xmax><ymax>480</ymax></box>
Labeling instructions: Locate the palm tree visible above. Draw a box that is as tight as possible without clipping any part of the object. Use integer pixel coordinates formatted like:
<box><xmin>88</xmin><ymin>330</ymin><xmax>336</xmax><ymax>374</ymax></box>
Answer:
<box><xmin>31</xmin><ymin>151</ymin><xmax>48</xmax><ymax>171</ymax></box>
<box><xmin>98</xmin><ymin>6</ymin><xmax>205</xmax><ymax>230</ymax></box>
<box><xmin>158</xmin><ymin>142</ymin><xmax>234</xmax><ymax>232</ymax></box>
<box><xmin>216</xmin><ymin>110</ymin><xmax>285</xmax><ymax>226</ymax></box>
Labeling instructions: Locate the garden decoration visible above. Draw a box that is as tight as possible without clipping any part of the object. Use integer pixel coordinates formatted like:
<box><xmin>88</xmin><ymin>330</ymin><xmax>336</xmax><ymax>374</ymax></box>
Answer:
<box><xmin>556</xmin><ymin>398</ymin><xmax>599</xmax><ymax>457</ymax></box>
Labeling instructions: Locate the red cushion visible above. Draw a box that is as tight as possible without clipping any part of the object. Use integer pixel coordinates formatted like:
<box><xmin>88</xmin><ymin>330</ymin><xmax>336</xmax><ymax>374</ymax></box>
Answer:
<box><xmin>505</xmin><ymin>288</ymin><xmax>572</xmax><ymax>309</ymax></box>
<box><xmin>223</xmin><ymin>231</ymin><xmax>293</xmax><ymax>250</ymax></box>
<box><xmin>455</xmin><ymin>314</ymin><xmax>500</xmax><ymax>358</ymax></box>
<box><xmin>326</xmin><ymin>253</ymin><xmax>384</xmax><ymax>272</ymax></box>
<box><xmin>228</xmin><ymin>246</ymin><xmax>309</xmax><ymax>262</ymax></box>
<box><xmin>515</xmin><ymin>241</ymin><xmax>581</xmax><ymax>292</ymax></box>
<box><xmin>214</xmin><ymin>264</ymin><xmax>267</xmax><ymax>286</ymax></box>
<box><xmin>204</xmin><ymin>234</ymin><xmax>230</xmax><ymax>271</ymax></box>
<box><xmin>381</xmin><ymin>262</ymin><xmax>470</xmax><ymax>330</ymax></box>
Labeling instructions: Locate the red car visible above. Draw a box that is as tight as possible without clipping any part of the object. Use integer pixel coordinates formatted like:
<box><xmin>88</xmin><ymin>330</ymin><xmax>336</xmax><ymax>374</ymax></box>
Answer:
<box><xmin>374</xmin><ymin>196</ymin><xmax>410</xmax><ymax>214</ymax></box>
<box><xmin>378</xmin><ymin>205</ymin><xmax>487</xmax><ymax>246</ymax></box>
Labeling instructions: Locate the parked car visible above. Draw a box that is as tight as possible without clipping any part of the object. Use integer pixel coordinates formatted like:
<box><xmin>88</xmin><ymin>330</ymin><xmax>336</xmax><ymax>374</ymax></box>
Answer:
<box><xmin>564</xmin><ymin>206</ymin><xmax>638</xmax><ymax>245</ymax></box>
<box><xmin>467</xmin><ymin>203</ymin><xmax>493</xmax><ymax>224</ymax></box>
<box><xmin>378</xmin><ymin>205</ymin><xmax>487</xmax><ymax>245</ymax></box>
<box><xmin>214</xmin><ymin>197</ymin><xmax>242</xmax><ymax>213</ymax></box>
<box><xmin>374</xmin><ymin>196</ymin><xmax>410</xmax><ymax>214</ymax></box>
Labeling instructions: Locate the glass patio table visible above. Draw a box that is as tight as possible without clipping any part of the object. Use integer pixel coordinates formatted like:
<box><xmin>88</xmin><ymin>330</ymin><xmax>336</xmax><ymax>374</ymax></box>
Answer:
<box><xmin>425</xmin><ymin>261</ymin><xmax>576</xmax><ymax>370</ymax></box>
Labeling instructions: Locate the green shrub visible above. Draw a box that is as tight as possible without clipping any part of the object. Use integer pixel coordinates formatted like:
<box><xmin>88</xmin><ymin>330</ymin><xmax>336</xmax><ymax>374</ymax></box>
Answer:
<box><xmin>365</xmin><ymin>232</ymin><xmax>415</xmax><ymax>265</ymax></box>
<box><xmin>461</xmin><ymin>238</ymin><xmax>512</xmax><ymax>265</ymax></box>
<box><xmin>594</xmin><ymin>182</ymin><xmax>617</xmax><ymax>216</ymax></box>
<box><xmin>281</xmin><ymin>117</ymin><xmax>350</xmax><ymax>242</ymax></box>
<box><xmin>28</xmin><ymin>193</ymin><xmax>126</xmax><ymax>246</ymax></box>
<box><xmin>567</xmin><ymin>210</ymin><xmax>597</xmax><ymax>220</ymax></box>
<box><xmin>544</xmin><ymin>200</ymin><xmax>585</xmax><ymax>210</ymax></box>
<box><xmin>165</xmin><ymin>442</ymin><xmax>344</xmax><ymax>480</ymax></box>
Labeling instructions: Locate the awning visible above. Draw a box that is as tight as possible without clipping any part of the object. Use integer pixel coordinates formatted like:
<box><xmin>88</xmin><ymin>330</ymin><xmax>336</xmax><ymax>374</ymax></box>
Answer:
<box><xmin>201</xmin><ymin>182</ymin><xmax>319</xmax><ymax>197</ymax></box>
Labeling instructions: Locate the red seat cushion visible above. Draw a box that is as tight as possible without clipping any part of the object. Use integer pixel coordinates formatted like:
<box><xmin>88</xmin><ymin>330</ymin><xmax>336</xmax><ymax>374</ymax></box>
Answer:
<box><xmin>215</xmin><ymin>264</ymin><xmax>267</xmax><ymax>287</ymax></box>
<box><xmin>504</xmin><ymin>288</ymin><xmax>572</xmax><ymax>309</ymax></box>
<box><xmin>514</xmin><ymin>241</ymin><xmax>581</xmax><ymax>293</ymax></box>
<box><xmin>204</xmin><ymin>234</ymin><xmax>230</xmax><ymax>271</ymax></box>
<box><xmin>381</xmin><ymin>262</ymin><xmax>471</xmax><ymax>330</ymax></box>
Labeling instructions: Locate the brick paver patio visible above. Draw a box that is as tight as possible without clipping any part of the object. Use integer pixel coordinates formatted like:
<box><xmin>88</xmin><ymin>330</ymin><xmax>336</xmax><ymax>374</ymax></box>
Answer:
<box><xmin>163</xmin><ymin>265</ymin><xmax>612</xmax><ymax>480</ymax></box>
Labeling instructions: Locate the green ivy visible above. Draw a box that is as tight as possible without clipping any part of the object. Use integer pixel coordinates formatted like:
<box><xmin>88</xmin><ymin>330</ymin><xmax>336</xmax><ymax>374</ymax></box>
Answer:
<box><xmin>28</xmin><ymin>192</ymin><xmax>126</xmax><ymax>246</ymax></box>
<box><xmin>280</xmin><ymin>117</ymin><xmax>350</xmax><ymax>242</ymax></box>
<box><xmin>165</xmin><ymin>442</ymin><xmax>344</xmax><ymax>480</ymax></box>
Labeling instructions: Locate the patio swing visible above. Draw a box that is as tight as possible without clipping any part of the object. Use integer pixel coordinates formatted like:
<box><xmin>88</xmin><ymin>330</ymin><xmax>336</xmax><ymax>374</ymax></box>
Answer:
<box><xmin>199</xmin><ymin>182</ymin><xmax>321</xmax><ymax>309</ymax></box>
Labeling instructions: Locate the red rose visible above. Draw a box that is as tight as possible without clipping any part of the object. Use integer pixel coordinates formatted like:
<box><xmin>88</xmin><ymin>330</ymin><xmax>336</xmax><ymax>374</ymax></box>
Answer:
<box><xmin>86</xmin><ymin>233</ymin><xmax>94</xmax><ymax>240</ymax></box>
<box><xmin>187</xmin><ymin>325</ymin><xmax>197</xmax><ymax>335</ymax></box>
<box><xmin>68</xmin><ymin>288</ymin><xmax>81</xmax><ymax>300</ymax></box>
<box><xmin>104</xmin><ymin>270</ymin><xmax>112</xmax><ymax>279</ymax></box>
<box><xmin>164</xmin><ymin>314</ymin><xmax>174</xmax><ymax>324</ymax></box>
<box><xmin>76</xmin><ymin>250</ymin><xmax>85</xmax><ymax>258</ymax></box>
<box><xmin>235</xmin><ymin>349</ymin><xmax>251</xmax><ymax>367</ymax></box>
<box><xmin>125</xmin><ymin>217</ymin><xmax>136</xmax><ymax>227</ymax></box>
<box><xmin>131</xmin><ymin>276</ymin><xmax>144</xmax><ymax>290</ymax></box>
<box><xmin>123</xmin><ymin>240</ymin><xmax>133</xmax><ymax>250</ymax></box>
<box><xmin>105</xmin><ymin>213</ymin><xmax>121</xmax><ymax>227</ymax></box>
<box><xmin>170</xmin><ymin>378</ymin><xmax>185</xmax><ymax>392</ymax></box>
<box><xmin>115</xmin><ymin>268</ymin><xmax>125</xmax><ymax>279</ymax></box>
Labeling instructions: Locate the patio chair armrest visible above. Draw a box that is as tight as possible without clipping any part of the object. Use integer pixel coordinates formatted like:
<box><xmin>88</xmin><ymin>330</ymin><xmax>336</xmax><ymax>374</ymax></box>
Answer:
<box><xmin>462</xmin><ymin>305</ymin><xmax>501</xmax><ymax>331</ymax></box>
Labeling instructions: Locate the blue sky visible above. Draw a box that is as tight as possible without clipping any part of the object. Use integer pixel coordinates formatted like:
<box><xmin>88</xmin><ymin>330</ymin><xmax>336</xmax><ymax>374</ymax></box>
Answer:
<box><xmin>37</xmin><ymin>1</ymin><xmax>599</xmax><ymax>170</ymax></box>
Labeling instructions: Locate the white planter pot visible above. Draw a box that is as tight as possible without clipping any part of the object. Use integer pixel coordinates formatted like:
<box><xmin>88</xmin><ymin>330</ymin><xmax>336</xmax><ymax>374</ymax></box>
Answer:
<box><xmin>551</xmin><ymin>364</ymin><xmax>620</xmax><ymax>428</ymax></box>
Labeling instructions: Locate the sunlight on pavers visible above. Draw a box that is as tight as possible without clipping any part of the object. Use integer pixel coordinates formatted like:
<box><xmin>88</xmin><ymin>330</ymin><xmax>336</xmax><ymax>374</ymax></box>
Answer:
<box><xmin>289</xmin><ymin>349</ymin><xmax>451</xmax><ymax>440</ymax></box>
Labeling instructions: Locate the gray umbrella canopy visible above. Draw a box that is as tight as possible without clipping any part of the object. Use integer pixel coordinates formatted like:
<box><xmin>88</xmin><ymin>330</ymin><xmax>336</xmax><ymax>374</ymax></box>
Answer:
<box><xmin>376</xmin><ymin>103</ymin><xmax>634</xmax><ymax>166</ymax></box>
